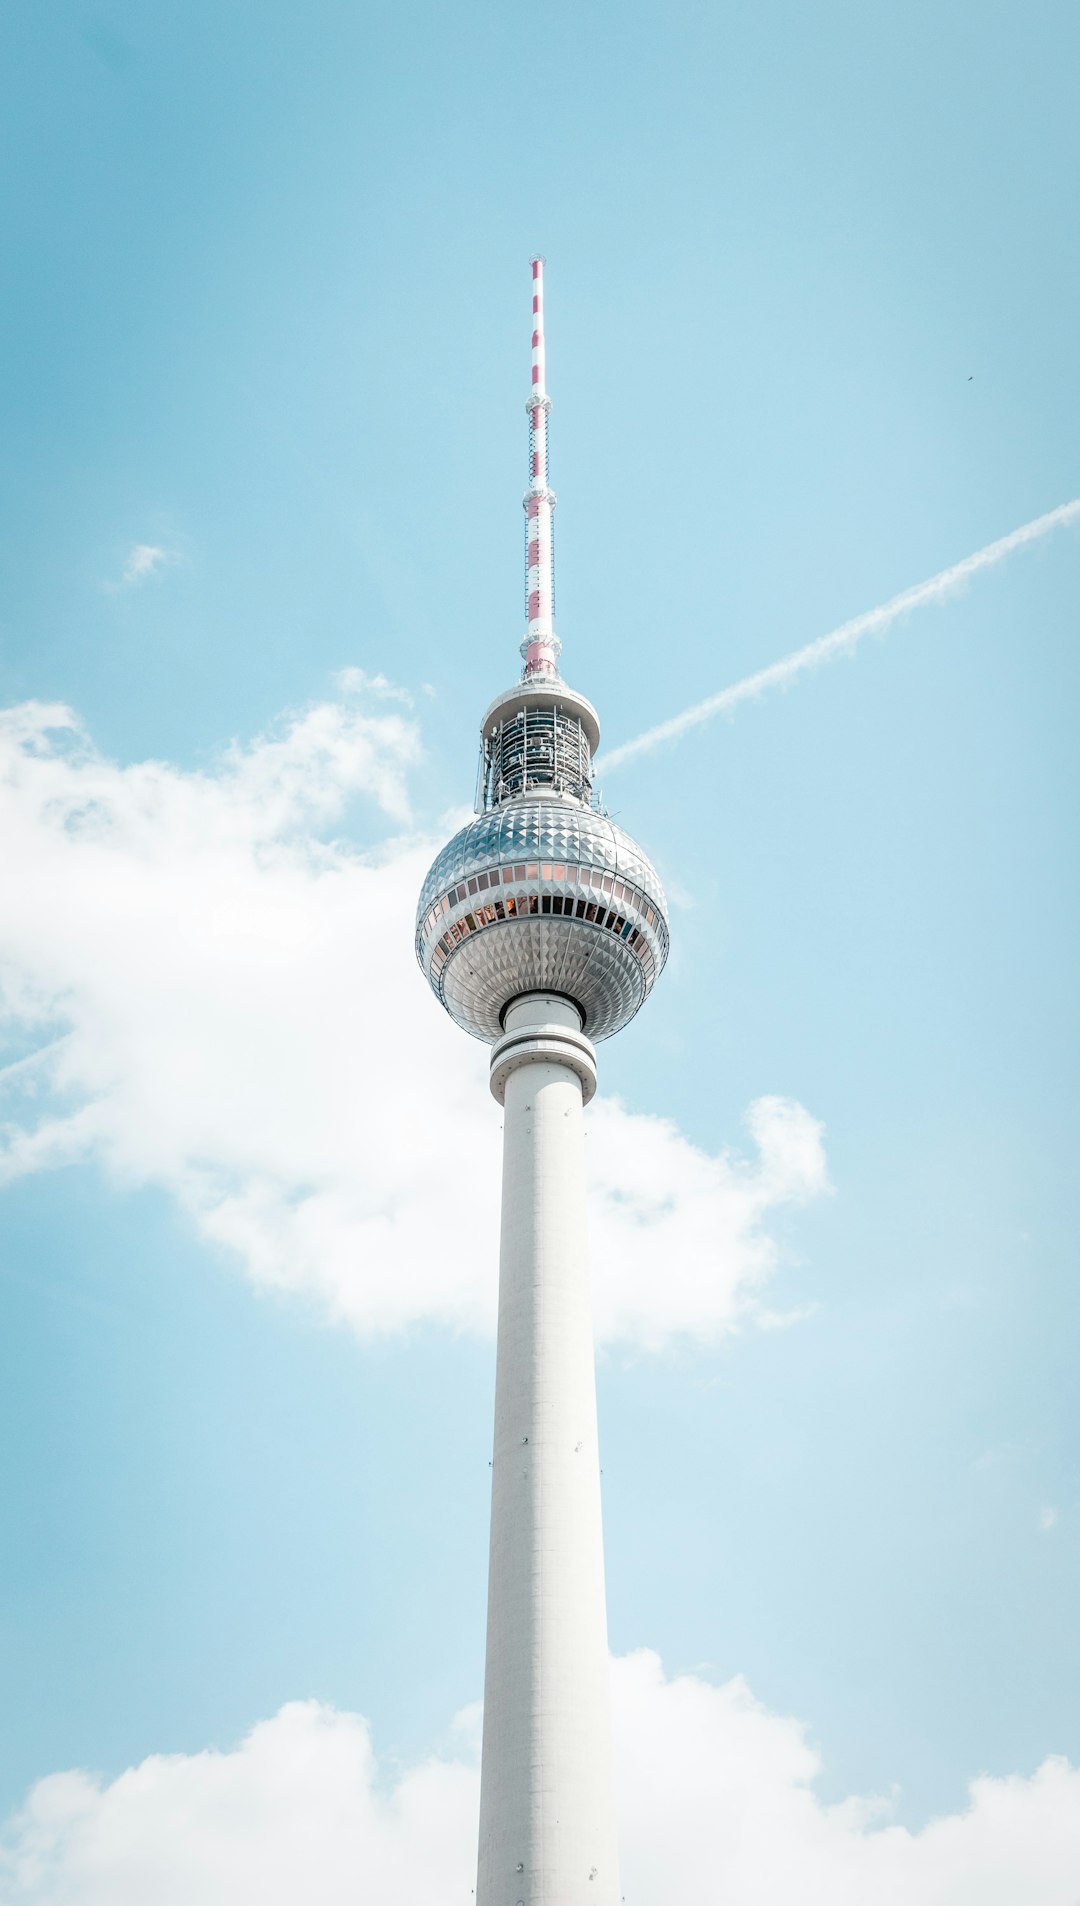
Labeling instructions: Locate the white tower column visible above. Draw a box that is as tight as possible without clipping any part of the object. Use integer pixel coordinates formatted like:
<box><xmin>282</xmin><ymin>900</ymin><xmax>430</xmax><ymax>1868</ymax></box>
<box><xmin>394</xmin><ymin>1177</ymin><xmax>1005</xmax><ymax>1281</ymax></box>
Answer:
<box><xmin>478</xmin><ymin>993</ymin><xmax>620</xmax><ymax>1906</ymax></box>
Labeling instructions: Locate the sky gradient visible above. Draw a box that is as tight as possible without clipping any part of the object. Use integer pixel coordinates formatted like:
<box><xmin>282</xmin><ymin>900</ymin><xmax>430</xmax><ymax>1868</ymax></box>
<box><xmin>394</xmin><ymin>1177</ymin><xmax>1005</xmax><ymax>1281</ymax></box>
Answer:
<box><xmin>0</xmin><ymin>4</ymin><xmax>1077</xmax><ymax>1900</ymax></box>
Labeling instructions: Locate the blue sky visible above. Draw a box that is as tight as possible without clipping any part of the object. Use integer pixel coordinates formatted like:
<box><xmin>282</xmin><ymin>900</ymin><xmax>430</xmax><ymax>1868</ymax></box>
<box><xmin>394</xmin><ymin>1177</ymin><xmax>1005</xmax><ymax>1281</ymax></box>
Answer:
<box><xmin>0</xmin><ymin>3</ymin><xmax>1078</xmax><ymax>1898</ymax></box>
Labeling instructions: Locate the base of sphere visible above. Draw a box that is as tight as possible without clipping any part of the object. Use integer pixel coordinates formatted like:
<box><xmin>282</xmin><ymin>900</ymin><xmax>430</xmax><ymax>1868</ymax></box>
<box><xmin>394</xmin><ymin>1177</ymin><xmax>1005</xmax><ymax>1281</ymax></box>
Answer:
<box><xmin>489</xmin><ymin>995</ymin><xmax>597</xmax><ymax>1105</ymax></box>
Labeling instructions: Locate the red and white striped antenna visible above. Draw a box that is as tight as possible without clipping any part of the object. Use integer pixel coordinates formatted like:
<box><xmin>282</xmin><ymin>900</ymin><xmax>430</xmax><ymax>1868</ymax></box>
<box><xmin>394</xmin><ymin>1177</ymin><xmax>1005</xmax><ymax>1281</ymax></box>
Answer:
<box><xmin>521</xmin><ymin>256</ymin><xmax>561</xmax><ymax>680</ymax></box>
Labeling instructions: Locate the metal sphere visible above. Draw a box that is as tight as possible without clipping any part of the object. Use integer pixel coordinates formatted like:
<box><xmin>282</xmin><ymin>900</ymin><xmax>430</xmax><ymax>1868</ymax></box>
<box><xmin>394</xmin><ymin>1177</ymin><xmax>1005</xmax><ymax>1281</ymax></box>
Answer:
<box><xmin>415</xmin><ymin>796</ymin><xmax>669</xmax><ymax>1043</ymax></box>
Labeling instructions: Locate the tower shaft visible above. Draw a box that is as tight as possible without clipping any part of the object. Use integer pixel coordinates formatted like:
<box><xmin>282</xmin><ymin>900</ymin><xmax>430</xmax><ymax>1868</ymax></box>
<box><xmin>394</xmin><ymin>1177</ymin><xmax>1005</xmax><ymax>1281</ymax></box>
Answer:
<box><xmin>478</xmin><ymin>995</ymin><xmax>620</xmax><ymax>1906</ymax></box>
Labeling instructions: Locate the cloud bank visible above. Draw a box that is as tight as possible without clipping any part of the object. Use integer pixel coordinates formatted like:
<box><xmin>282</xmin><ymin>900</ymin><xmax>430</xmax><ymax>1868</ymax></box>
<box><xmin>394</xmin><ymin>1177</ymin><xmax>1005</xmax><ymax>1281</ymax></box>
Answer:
<box><xmin>599</xmin><ymin>496</ymin><xmax>1080</xmax><ymax>773</ymax></box>
<box><xmin>0</xmin><ymin>684</ymin><xmax>826</xmax><ymax>1347</ymax></box>
<box><xmin>3</xmin><ymin>1653</ymin><xmax>1077</xmax><ymax>1906</ymax></box>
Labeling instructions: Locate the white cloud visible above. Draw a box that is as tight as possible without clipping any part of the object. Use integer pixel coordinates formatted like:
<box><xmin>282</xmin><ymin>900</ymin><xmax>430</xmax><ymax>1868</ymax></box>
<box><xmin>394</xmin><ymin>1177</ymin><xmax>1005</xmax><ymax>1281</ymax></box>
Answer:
<box><xmin>107</xmin><ymin>544</ymin><xmax>179</xmax><ymax>591</ymax></box>
<box><xmin>588</xmin><ymin>1094</ymin><xmax>828</xmax><ymax>1347</ymax></box>
<box><xmin>614</xmin><ymin>1653</ymin><xmax>1080</xmax><ymax>1906</ymax></box>
<box><xmin>2</xmin><ymin>1653</ymin><xmax>1077</xmax><ymax>1905</ymax></box>
<box><xmin>334</xmin><ymin>665</ymin><xmax>414</xmax><ymax>704</ymax></box>
<box><xmin>0</xmin><ymin>1702</ymin><xmax>476</xmax><ymax>1906</ymax></box>
<box><xmin>1039</xmin><ymin>1506</ymin><xmax>1059</xmax><ymax>1533</ymax></box>
<box><xmin>0</xmin><ymin>685</ymin><xmax>827</xmax><ymax>1347</ymax></box>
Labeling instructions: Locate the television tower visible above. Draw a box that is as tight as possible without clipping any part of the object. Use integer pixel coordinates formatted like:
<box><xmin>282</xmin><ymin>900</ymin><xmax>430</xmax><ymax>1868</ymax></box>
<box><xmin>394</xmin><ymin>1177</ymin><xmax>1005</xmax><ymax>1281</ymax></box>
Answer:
<box><xmin>416</xmin><ymin>260</ymin><xmax>669</xmax><ymax>1906</ymax></box>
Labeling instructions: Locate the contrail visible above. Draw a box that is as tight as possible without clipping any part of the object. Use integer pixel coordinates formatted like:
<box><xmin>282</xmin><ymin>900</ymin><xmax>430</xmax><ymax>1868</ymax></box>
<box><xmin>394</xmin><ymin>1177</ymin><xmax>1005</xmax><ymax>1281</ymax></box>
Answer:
<box><xmin>597</xmin><ymin>497</ymin><xmax>1080</xmax><ymax>775</ymax></box>
<box><xmin>0</xmin><ymin>1036</ymin><xmax>70</xmax><ymax>1087</ymax></box>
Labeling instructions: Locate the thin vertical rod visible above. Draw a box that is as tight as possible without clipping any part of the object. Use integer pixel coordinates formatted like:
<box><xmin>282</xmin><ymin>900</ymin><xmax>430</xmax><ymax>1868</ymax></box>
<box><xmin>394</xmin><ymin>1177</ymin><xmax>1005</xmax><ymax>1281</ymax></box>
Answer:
<box><xmin>521</xmin><ymin>258</ymin><xmax>561</xmax><ymax>680</ymax></box>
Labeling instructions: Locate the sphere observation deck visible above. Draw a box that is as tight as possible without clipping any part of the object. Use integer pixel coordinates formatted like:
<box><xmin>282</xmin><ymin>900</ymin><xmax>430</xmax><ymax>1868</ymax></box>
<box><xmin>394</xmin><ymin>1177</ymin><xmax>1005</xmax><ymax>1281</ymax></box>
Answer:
<box><xmin>416</xmin><ymin>678</ymin><xmax>669</xmax><ymax>1043</ymax></box>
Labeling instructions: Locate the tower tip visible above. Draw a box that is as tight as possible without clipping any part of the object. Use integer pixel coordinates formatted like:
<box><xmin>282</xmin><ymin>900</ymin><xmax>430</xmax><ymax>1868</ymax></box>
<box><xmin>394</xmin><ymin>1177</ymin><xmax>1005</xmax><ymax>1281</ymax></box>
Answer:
<box><xmin>522</xmin><ymin>259</ymin><xmax>559</xmax><ymax>680</ymax></box>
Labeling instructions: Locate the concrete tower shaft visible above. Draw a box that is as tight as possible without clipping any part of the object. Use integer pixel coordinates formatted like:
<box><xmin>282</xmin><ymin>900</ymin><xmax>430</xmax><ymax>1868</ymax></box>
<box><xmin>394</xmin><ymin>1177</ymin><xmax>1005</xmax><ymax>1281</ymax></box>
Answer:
<box><xmin>479</xmin><ymin>995</ymin><xmax>619</xmax><ymax>1906</ymax></box>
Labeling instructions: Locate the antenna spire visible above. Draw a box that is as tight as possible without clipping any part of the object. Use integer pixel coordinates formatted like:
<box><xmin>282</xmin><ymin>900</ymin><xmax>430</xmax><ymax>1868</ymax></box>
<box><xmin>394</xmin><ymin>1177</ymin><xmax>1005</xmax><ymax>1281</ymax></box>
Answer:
<box><xmin>521</xmin><ymin>257</ymin><xmax>561</xmax><ymax>680</ymax></box>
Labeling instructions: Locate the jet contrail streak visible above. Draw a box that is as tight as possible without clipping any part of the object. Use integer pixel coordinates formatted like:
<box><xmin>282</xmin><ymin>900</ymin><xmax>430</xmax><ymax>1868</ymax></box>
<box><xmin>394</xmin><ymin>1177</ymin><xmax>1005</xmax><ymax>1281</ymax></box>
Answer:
<box><xmin>597</xmin><ymin>497</ymin><xmax>1080</xmax><ymax>775</ymax></box>
<box><xmin>0</xmin><ymin>1036</ymin><xmax>70</xmax><ymax>1087</ymax></box>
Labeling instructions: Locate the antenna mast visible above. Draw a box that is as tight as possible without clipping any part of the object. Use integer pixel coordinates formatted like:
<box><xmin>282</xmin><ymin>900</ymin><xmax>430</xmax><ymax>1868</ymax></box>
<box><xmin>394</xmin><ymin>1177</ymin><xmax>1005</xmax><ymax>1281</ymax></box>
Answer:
<box><xmin>521</xmin><ymin>256</ymin><xmax>561</xmax><ymax>681</ymax></box>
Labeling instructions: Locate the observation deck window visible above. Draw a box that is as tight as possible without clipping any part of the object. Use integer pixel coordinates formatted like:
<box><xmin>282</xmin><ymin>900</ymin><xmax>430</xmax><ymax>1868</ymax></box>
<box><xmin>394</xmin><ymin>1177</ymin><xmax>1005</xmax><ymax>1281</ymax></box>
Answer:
<box><xmin>420</xmin><ymin>854</ymin><xmax>668</xmax><ymax>995</ymax></box>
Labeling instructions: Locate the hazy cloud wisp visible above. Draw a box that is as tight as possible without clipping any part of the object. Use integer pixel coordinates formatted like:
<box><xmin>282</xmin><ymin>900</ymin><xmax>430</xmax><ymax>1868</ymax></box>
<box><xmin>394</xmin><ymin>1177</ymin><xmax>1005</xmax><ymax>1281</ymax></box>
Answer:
<box><xmin>104</xmin><ymin>544</ymin><xmax>180</xmax><ymax>592</ymax></box>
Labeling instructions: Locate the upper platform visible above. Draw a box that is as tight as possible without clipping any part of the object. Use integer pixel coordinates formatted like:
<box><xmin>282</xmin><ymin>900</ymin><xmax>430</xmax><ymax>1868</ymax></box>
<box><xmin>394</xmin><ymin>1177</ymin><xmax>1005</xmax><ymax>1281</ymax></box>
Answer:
<box><xmin>478</xmin><ymin>678</ymin><xmax>601</xmax><ymax>811</ymax></box>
